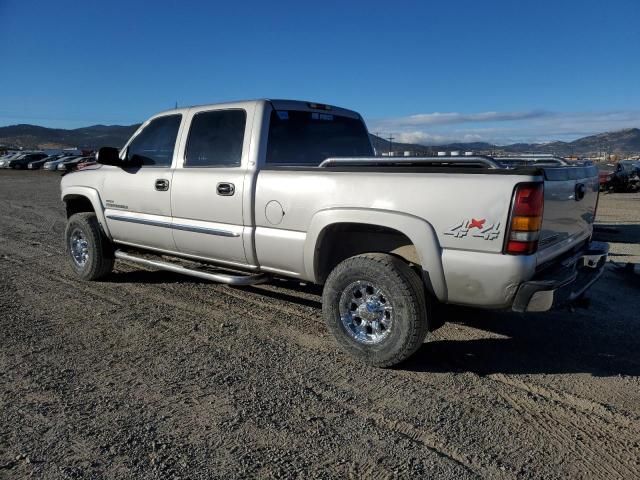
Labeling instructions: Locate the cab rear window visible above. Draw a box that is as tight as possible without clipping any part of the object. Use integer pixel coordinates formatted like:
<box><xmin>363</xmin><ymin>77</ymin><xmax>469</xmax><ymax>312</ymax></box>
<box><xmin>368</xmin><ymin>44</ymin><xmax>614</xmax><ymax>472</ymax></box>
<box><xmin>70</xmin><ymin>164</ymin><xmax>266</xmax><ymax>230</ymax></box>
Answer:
<box><xmin>266</xmin><ymin>110</ymin><xmax>372</xmax><ymax>165</ymax></box>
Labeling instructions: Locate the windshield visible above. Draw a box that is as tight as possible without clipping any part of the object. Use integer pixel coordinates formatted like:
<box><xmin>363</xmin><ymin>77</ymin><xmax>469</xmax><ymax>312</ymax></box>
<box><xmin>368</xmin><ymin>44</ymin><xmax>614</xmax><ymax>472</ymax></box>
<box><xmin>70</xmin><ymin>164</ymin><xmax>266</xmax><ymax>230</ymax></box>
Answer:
<box><xmin>619</xmin><ymin>161</ymin><xmax>638</xmax><ymax>172</ymax></box>
<box><xmin>266</xmin><ymin>109</ymin><xmax>373</xmax><ymax>165</ymax></box>
<box><xmin>598</xmin><ymin>163</ymin><xmax>615</xmax><ymax>172</ymax></box>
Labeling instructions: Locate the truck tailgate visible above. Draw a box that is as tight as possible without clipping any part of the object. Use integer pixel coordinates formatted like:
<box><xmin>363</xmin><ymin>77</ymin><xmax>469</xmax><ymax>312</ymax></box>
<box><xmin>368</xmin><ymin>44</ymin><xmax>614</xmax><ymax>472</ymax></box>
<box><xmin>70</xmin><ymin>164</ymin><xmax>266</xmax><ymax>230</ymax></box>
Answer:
<box><xmin>537</xmin><ymin>164</ymin><xmax>599</xmax><ymax>259</ymax></box>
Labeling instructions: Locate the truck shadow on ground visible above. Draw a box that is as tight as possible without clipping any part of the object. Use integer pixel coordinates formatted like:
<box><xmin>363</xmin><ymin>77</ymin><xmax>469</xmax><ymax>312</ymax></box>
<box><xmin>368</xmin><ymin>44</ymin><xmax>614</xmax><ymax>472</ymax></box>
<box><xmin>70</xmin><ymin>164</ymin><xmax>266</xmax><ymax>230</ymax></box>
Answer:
<box><xmin>108</xmin><ymin>269</ymin><xmax>210</xmax><ymax>284</ymax></box>
<box><xmin>403</xmin><ymin>300</ymin><xmax>640</xmax><ymax>377</ymax></box>
<box><xmin>593</xmin><ymin>223</ymin><xmax>640</xmax><ymax>243</ymax></box>
<box><xmin>107</xmin><ymin>270</ymin><xmax>325</xmax><ymax>309</ymax></box>
<box><xmin>107</xmin><ymin>267</ymin><xmax>639</xmax><ymax>378</ymax></box>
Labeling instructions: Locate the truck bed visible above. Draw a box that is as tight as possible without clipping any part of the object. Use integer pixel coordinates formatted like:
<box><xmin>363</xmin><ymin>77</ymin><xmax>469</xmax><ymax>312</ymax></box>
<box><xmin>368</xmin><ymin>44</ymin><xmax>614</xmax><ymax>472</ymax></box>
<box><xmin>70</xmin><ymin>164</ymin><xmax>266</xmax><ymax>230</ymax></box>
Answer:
<box><xmin>255</xmin><ymin>158</ymin><xmax>599</xmax><ymax>308</ymax></box>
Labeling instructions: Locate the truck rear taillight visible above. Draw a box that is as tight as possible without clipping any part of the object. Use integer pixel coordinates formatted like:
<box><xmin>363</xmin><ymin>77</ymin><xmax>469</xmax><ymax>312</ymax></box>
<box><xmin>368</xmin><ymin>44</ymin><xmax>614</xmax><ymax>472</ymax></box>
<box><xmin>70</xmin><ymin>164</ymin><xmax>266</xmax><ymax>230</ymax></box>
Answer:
<box><xmin>504</xmin><ymin>182</ymin><xmax>544</xmax><ymax>255</ymax></box>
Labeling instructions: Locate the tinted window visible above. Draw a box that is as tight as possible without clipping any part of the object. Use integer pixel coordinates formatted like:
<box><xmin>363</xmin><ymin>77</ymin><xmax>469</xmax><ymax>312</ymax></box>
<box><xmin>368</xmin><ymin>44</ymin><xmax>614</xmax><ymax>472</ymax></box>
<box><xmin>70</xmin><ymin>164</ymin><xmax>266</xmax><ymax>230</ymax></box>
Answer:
<box><xmin>266</xmin><ymin>110</ymin><xmax>373</xmax><ymax>165</ymax></box>
<box><xmin>619</xmin><ymin>161</ymin><xmax>638</xmax><ymax>172</ymax></box>
<box><xmin>127</xmin><ymin>114</ymin><xmax>181</xmax><ymax>167</ymax></box>
<box><xmin>185</xmin><ymin>110</ymin><xmax>246</xmax><ymax>167</ymax></box>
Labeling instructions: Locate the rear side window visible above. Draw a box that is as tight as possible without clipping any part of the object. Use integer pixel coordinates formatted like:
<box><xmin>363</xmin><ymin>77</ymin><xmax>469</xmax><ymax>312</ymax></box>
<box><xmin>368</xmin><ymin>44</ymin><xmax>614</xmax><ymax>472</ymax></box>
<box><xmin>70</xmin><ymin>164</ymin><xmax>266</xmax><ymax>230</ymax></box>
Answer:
<box><xmin>184</xmin><ymin>109</ymin><xmax>246</xmax><ymax>167</ymax></box>
<box><xmin>127</xmin><ymin>114</ymin><xmax>181</xmax><ymax>167</ymax></box>
<box><xmin>266</xmin><ymin>110</ymin><xmax>373</xmax><ymax>165</ymax></box>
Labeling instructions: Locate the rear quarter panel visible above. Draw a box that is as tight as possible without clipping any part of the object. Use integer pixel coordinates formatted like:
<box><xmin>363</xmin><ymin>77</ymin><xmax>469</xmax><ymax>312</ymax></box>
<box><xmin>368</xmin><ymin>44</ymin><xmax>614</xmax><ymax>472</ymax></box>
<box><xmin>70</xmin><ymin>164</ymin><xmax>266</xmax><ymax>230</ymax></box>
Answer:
<box><xmin>254</xmin><ymin>169</ymin><xmax>539</xmax><ymax>304</ymax></box>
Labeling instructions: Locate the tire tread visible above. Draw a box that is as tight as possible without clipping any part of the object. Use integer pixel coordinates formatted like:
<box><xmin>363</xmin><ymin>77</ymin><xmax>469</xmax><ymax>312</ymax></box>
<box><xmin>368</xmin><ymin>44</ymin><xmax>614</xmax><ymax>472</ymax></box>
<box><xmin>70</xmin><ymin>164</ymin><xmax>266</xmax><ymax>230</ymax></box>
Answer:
<box><xmin>323</xmin><ymin>252</ymin><xmax>429</xmax><ymax>367</ymax></box>
<box><xmin>65</xmin><ymin>212</ymin><xmax>114</xmax><ymax>280</ymax></box>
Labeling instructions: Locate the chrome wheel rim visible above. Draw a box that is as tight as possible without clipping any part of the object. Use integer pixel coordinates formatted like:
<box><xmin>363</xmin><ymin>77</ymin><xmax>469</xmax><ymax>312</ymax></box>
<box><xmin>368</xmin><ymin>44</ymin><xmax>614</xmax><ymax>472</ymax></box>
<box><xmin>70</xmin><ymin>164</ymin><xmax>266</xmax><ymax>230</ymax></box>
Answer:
<box><xmin>70</xmin><ymin>228</ymin><xmax>89</xmax><ymax>267</ymax></box>
<box><xmin>339</xmin><ymin>280</ymin><xmax>393</xmax><ymax>345</ymax></box>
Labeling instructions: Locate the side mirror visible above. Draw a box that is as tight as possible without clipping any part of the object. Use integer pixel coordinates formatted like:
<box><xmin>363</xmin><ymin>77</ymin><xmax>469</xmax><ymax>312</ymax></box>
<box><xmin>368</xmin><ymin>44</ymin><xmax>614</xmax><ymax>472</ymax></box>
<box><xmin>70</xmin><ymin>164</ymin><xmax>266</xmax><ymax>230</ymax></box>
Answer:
<box><xmin>96</xmin><ymin>147</ymin><xmax>123</xmax><ymax>167</ymax></box>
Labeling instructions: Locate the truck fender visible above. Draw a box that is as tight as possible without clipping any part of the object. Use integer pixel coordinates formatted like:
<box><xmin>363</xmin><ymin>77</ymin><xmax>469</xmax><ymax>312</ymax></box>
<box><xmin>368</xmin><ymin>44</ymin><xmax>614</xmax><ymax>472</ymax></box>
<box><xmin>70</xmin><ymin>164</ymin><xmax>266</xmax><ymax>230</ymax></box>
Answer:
<box><xmin>304</xmin><ymin>208</ymin><xmax>447</xmax><ymax>302</ymax></box>
<box><xmin>61</xmin><ymin>186</ymin><xmax>112</xmax><ymax>239</ymax></box>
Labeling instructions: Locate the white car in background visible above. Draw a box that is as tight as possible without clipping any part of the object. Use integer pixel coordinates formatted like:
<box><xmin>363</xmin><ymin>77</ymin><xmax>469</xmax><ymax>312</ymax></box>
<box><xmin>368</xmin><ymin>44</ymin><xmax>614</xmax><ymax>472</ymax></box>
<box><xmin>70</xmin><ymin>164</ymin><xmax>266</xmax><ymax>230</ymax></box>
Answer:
<box><xmin>57</xmin><ymin>156</ymin><xmax>91</xmax><ymax>171</ymax></box>
<box><xmin>0</xmin><ymin>152</ymin><xmax>25</xmax><ymax>168</ymax></box>
<box><xmin>43</xmin><ymin>156</ymin><xmax>80</xmax><ymax>171</ymax></box>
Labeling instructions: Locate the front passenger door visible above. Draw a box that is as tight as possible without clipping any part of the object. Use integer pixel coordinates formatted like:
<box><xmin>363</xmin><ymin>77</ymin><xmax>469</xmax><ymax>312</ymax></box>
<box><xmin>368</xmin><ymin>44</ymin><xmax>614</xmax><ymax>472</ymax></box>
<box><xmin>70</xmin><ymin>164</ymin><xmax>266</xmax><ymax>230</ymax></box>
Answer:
<box><xmin>102</xmin><ymin>114</ymin><xmax>182</xmax><ymax>252</ymax></box>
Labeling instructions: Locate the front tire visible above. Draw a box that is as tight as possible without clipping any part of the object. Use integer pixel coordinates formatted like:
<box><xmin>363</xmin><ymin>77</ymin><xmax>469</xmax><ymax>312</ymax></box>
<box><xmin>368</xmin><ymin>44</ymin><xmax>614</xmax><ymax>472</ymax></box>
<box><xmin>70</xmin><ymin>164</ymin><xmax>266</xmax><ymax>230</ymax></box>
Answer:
<box><xmin>65</xmin><ymin>212</ymin><xmax>114</xmax><ymax>280</ymax></box>
<box><xmin>322</xmin><ymin>253</ymin><xmax>429</xmax><ymax>367</ymax></box>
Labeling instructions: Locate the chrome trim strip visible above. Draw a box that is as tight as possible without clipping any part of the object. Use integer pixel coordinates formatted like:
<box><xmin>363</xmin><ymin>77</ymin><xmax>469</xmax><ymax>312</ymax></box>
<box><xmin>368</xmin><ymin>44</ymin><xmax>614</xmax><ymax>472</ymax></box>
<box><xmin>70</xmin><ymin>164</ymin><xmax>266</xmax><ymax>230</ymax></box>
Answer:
<box><xmin>106</xmin><ymin>214</ymin><xmax>171</xmax><ymax>229</ymax></box>
<box><xmin>171</xmin><ymin>223</ymin><xmax>240</xmax><ymax>237</ymax></box>
<box><xmin>106</xmin><ymin>214</ymin><xmax>240</xmax><ymax>237</ymax></box>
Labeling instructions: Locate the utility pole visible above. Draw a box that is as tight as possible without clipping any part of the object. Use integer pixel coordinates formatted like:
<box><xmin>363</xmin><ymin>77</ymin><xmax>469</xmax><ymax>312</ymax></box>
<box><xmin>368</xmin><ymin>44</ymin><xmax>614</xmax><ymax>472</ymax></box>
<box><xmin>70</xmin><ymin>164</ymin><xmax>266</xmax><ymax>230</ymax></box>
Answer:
<box><xmin>387</xmin><ymin>134</ymin><xmax>394</xmax><ymax>155</ymax></box>
<box><xmin>373</xmin><ymin>132</ymin><xmax>381</xmax><ymax>156</ymax></box>
<box><xmin>175</xmin><ymin>100</ymin><xmax>178</xmax><ymax>109</ymax></box>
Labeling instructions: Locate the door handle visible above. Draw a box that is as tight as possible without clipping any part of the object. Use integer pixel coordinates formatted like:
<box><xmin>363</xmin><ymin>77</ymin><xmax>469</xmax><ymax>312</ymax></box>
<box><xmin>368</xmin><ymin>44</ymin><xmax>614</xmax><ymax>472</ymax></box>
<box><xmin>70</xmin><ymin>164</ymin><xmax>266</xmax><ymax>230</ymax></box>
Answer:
<box><xmin>155</xmin><ymin>179</ymin><xmax>169</xmax><ymax>191</ymax></box>
<box><xmin>216</xmin><ymin>182</ymin><xmax>235</xmax><ymax>196</ymax></box>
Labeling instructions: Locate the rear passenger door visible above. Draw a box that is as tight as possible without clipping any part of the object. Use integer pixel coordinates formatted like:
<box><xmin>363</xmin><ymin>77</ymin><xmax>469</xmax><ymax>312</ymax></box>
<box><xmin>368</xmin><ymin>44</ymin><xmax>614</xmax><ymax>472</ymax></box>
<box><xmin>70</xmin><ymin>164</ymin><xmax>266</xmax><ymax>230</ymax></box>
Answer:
<box><xmin>170</xmin><ymin>106</ymin><xmax>250</xmax><ymax>266</ymax></box>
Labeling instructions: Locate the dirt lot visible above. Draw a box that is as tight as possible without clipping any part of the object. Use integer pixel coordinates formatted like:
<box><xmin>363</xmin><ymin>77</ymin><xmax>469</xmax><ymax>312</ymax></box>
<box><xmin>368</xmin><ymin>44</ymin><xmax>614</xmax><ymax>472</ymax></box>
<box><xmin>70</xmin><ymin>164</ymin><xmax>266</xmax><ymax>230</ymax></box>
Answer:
<box><xmin>1</xmin><ymin>170</ymin><xmax>639</xmax><ymax>479</ymax></box>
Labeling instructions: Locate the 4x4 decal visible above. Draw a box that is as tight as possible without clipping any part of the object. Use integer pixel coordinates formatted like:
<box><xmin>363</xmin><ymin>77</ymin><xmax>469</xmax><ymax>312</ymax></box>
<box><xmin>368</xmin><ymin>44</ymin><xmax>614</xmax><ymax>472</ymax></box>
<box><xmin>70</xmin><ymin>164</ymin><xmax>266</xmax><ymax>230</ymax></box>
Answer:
<box><xmin>444</xmin><ymin>218</ymin><xmax>501</xmax><ymax>240</ymax></box>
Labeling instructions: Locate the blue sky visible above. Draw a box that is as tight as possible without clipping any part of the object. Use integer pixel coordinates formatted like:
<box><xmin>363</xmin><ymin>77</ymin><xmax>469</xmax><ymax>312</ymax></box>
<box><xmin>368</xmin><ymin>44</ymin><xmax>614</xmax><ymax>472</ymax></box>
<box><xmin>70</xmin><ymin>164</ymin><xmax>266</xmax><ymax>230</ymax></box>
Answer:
<box><xmin>1</xmin><ymin>0</ymin><xmax>638</xmax><ymax>145</ymax></box>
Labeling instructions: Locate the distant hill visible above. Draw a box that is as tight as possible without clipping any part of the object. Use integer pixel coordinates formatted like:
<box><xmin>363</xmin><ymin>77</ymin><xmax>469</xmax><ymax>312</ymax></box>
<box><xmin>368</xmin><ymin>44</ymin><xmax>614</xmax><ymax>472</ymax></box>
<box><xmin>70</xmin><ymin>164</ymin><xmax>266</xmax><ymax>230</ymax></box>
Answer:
<box><xmin>501</xmin><ymin>128</ymin><xmax>640</xmax><ymax>156</ymax></box>
<box><xmin>369</xmin><ymin>135</ymin><xmax>429</xmax><ymax>154</ymax></box>
<box><xmin>1</xmin><ymin>122</ymin><xmax>638</xmax><ymax>156</ymax></box>
<box><xmin>0</xmin><ymin>124</ymin><xmax>140</xmax><ymax>149</ymax></box>
<box><xmin>370</xmin><ymin>135</ymin><xmax>496</xmax><ymax>154</ymax></box>
<box><xmin>370</xmin><ymin>128</ymin><xmax>640</xmax><ymax>156</ymax></box>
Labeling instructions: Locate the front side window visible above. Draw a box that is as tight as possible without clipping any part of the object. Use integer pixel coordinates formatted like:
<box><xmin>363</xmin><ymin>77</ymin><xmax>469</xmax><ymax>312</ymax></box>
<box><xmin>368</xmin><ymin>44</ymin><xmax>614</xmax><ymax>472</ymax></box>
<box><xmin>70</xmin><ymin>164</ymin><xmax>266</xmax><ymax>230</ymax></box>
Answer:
<box><xmin>126</xmin><ymin>114</ymin><xmax>181</xmax><ymax>167</ymax></box>
<box><xmin>184</xmin><ymin>109</ymin><xmax>246</xmax><ymax>167</ymax></box>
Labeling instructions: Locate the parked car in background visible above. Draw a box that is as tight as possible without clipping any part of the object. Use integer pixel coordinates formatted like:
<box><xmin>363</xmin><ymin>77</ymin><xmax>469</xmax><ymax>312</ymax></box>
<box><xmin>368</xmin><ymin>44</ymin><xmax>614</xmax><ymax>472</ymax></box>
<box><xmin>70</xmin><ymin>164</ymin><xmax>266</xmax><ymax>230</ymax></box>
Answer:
<box><xmin>7</xmin><ymin>153</ymin><xmax>48</xmax><ymax>169</ymax></box>
<box><xmin>0</xmin><ymin>152</ymin><xmax>26</xmax><ymax>168</ymax></box>
<box><xmin>76</xmin><ymin>157</ymin><xmax>97</xmax><ymax>170</ymax></box>
<box><xmin>610</xmin><ymin>160</ymin><xmax>640</xmax><ymax>192</ymax></box>
<box><xmin>28</xmin><ymin>154</ymin><xmax>63</xmax><ymax>170</ymax></box>
<box><xmin>597</xmin><ymin>164</ymin><xmax>615</xmax><ymax>191</ymax></box>
<box><xmin>57</xmin><ymin>156</ymin><xmax>92</xmax><ymax>172</ymax></box>
<box><xmin>495</xmin><ymin>155</ymin><xmax>569</xmax><ymax>168</ymax></box>
<box><xmin>43</xmin><ymin>156</ymin><xmax>80</xmax><ymax>171</ymax></box>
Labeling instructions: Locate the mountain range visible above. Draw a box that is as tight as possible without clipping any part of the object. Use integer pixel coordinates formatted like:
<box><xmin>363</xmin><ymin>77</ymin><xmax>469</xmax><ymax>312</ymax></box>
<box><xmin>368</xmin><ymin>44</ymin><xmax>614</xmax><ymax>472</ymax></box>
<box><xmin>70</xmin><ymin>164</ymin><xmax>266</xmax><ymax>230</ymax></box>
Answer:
<box><xmin>370</xmin><ymin>128</ymin><xmax>640</xmax><ymax>156</ymax></box>
<box><xmin>0</xmin><ymin>124</ymin><xmax>140</xmax><ymax>151</ymax></box>
<box><xmin>1</xmin><ymin>123</ymin><xmax>639</xmax><ymax>156</ymax></box>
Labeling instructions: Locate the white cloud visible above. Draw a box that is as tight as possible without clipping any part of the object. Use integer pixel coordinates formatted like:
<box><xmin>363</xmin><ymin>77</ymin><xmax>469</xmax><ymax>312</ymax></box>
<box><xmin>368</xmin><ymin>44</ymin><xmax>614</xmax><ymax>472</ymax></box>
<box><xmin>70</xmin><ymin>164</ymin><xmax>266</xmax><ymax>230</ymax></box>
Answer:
<box><xmin>394</xmin><ymin>131</ymin><xmax>484</xmax><ymax>145</ymax></box>
<box><xmin>388</xmin><ymin>110</ymin><xmax>548</xmax><ymax>127</ymax></box>
<box><xmin>367</xmin><ymin>110</ymin><xmax>640</xmax><ymax>145</ymax></box>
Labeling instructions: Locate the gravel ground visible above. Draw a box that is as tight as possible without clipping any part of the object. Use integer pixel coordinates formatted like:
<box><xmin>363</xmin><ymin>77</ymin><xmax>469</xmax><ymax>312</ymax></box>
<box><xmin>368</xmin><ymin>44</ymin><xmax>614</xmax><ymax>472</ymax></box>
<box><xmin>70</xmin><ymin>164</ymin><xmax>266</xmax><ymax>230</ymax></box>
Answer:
<box><xmin>1</xmin><ymin>170</ymin><xmax>639</xmax><ymax>479</ymax></box>
<box><xmin>592</xmin><ymin>189</ymin><xmax>640</xmax><ymax>265</ymax></box>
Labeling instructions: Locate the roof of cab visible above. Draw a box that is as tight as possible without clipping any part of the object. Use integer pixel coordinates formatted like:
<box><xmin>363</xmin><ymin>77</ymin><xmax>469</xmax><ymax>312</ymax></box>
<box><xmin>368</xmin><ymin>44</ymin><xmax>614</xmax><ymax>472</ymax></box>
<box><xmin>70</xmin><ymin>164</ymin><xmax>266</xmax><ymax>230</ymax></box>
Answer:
<box><xmin>151</xmin><ymin>99</ymin><xmax>362</xmax><ymax>120</ymax></box>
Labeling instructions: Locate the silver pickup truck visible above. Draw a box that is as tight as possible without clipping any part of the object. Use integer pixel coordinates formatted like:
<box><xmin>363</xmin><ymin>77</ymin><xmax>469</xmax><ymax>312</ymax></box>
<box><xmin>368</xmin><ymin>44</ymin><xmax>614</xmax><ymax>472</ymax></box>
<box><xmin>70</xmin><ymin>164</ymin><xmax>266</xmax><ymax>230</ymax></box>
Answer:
<box><xmin>60</xmin><ymin>99</ymin><xmax>608</xmax><ymax>367</ymax></box>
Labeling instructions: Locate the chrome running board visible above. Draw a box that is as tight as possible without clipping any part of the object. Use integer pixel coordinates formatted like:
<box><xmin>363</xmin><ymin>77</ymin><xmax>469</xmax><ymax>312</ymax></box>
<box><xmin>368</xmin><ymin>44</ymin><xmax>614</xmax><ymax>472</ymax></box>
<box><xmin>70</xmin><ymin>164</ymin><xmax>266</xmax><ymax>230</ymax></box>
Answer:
<box><xmin>114</xmin><ymin>250</ymin><xmax>269</xmax><ymax>286</ymax></box>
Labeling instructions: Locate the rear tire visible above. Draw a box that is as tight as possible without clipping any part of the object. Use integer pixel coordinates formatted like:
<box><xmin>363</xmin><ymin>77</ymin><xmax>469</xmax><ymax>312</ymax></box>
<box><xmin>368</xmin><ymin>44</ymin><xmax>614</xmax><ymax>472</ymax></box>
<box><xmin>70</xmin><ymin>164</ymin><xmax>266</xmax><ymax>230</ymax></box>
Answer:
<box><xmin>65</xmin><ymin>212</ymin><xmax>114</xmax><ymax>280</ymax></box>
<box><xmin>322</xmin><ymin>253</ymin><xmax>429</xmax><ymax>367</ymax></box>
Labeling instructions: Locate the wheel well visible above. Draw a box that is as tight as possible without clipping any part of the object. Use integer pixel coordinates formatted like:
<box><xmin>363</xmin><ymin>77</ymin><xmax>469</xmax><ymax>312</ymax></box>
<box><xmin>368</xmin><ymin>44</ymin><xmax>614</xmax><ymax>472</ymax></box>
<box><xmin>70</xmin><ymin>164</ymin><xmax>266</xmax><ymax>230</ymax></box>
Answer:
<box><xmin>314</xmin><ymin>223</ymin><xmax>420</xmax><ymax>284</ymax></box>
<box><xmin>64</xmin><ymin>195</ymin><xmax>95</xmax><ymax>218</ymax></box>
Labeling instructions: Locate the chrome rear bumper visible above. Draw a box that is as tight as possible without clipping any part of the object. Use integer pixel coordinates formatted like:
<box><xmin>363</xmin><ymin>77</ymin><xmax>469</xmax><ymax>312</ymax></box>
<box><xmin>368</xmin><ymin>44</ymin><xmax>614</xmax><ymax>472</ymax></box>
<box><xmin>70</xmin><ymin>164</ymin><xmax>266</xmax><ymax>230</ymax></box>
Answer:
<box><xmin>512</xmin><ymin>241</ymin><xmax>609</xmax><ymax>312</ymax></box>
